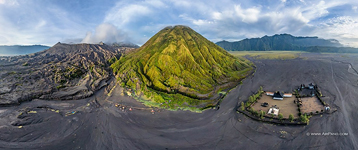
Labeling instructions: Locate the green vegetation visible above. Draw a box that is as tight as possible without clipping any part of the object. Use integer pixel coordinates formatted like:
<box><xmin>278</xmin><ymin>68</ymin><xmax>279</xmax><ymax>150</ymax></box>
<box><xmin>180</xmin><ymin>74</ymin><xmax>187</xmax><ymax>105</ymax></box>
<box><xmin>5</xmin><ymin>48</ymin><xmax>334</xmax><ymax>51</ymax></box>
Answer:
<box><xmin>300</xmin><ymin>114</ymin><xmax>310</xmax><ymax>125</ymax></box>
<box><xmin>7</xmin><ymin>71</ymin><xmax>17</xmax><ymax>75</ymax></box>
<box><xmin>229</xmin><ymin>51</ymin><xmax>303</xmax><ymax>60</ymax></box>
<box><xmin>215</xmin><ymin>34</ymin><xmax>358</xmax><ymax>53</ymax></box>
<box><xmin>259</xmin><ymin>110</ymin><xmax>265</xmax><ymax>119</ymax></box>
<box><xmin>22</xmin><ymin>62</ymin><xmax>29</xmax><ymax>66</ymax></box>
<box><xmin>240</xmin><ymin>102</ymin><xmax>245</xmax><ymax>111</ymax></box>
<box><xmin>56</xmin><ymin>85</ymin><xmax>65</xmax><ymax>89</ymax></box>
<box><xmin>64</xmin><ymin>66</ymin><xmax>84</xmax><ymax>79</ymax></box>
<box><xmin>108</xmin><ymin>56</ymin><xmax>119</xmax><ymax>65</ymax></box>
<box><xmin>244</xmin><ymin>86</ymin><xmax>263</xmax><ymax>108</ymax></box>
<box><xmin>278</xmin><ymin>113</ymin><xmax>284</xmax><ymax>121</ymax></box>
<box><xmin>111</xmin><ymin>26</ymin><xmax>254</xmax><ymax>110</ymax></box>
<box><xmin>289</xmin><ymin>114</ymin><xmax>294</xmax><ymax>122</ymax></box>
<box><xmin>306</xmin><ymin>46</ymin><xmax>358</xmax><ymax>53</ymax></box>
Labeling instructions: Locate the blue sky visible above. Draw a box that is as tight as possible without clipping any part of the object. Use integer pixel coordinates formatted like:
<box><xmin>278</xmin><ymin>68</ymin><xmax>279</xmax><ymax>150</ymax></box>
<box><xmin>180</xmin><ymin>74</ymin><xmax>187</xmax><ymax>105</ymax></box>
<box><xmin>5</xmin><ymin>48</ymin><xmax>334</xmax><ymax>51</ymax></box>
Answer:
<box><xmin>0</xmin><ymin>0</ymin><xmax>357</xmax><ymax>47</ymax></box>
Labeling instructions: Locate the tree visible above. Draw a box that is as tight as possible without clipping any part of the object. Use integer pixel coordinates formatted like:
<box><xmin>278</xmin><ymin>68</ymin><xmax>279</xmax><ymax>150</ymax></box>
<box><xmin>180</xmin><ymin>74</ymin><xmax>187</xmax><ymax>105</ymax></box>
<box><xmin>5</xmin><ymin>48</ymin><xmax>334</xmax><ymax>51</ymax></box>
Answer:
<box><xmin>260</xmin><ymin>110</ymin><xmax>265</xmax><ymax>119</ymax></box>
<box><xmin>249</xmin><ymin>96</ymin><xmax>254</xmax><ymax>103</ymax></box>
<box><xmin>278</xmin><ymin>113</ymin><xmax>284</xmax><ymax>121</ymax></box>
<box><xmin>289</xmin><ymin>114</ymin><xmax>294</xmax><ymax>122</ymax></box>
<box><xmin>240</xmin><ymin>102</ymin><xmax>245</xmax><ymax>111</ymax></box>
<box><xmin>245</xmin><ymin>102</ymin><xmax>250</xmax><ymax>107</ymax></box>
<box><xmin>300</xmin><ymin>114</ymin><xmax>310</xmax><ymax>125</ymax></box>
<box><xmin>253</xmin><ymin>110</ymin><xmax>259</xmax><ymax>117</ymax></box>
<box><xmin>249</xmin><ymin>107</ymin><xmax>254</xmax><ymax>113</ymax></box>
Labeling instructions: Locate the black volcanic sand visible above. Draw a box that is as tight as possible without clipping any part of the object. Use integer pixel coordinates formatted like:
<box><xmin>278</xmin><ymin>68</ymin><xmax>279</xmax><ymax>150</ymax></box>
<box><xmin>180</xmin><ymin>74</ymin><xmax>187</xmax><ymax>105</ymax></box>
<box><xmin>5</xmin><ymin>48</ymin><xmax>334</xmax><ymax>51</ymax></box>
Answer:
<box><xmin>0</xmin><ymin>53</ymin><xmax>357</xmax><ymax>149</ymax></box>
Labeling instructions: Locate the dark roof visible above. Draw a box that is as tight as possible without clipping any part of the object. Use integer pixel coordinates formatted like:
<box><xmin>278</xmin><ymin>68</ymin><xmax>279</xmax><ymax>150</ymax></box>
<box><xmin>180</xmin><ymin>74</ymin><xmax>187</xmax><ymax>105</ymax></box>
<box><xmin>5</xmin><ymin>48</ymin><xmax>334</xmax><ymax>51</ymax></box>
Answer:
<box><xmin>273</xmin><ymin>91</ymin><xmax>283</xmax><ymax>98</ymax></box>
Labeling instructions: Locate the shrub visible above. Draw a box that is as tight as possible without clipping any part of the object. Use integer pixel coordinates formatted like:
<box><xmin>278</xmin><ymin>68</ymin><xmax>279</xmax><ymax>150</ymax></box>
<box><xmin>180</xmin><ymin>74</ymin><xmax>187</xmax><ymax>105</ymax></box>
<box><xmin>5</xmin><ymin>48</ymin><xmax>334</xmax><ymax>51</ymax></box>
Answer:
<box><xmin>253</xmin><ymin>110</ymin><xmax>259</xmax><ymax>117</ymax></box>
<box><xmin>249</xmin><ymin>107</ymin><xmax>254</xmax><ymax>113</ymax></box>
<box><xmin>289</xmin><ymin>114</ymin><xmax>294</xmax><ymax>122</ymax></box>
<box><xmin>240</xmin><ymin>102</ymin><xmax>245</xmax><ymax>111</ymax></box>
<box><xmin>316</xmin><ymin>111</ymin><xmax>319</xmax><ymax>114</ymax></box>
<box><xmin>245</xmin><ymin>102</ymin><xmax>251</xmax><ymax>107</ymax></box>
<box><xmin>300</xmin><ymin>114</ymin><xmax>310</xmax><ymax>124</ymax></box>
<box><xmin>56</xmin><ymin>85</ymin><xmax>65</xmax><ymax>89</ymax></box>
<box><xmin>249</xmin><ymin>96</ymin><xmax>254</xmax><ymax>103</ymax></box>
<box><xmin>260</xmin><ymin>110</ymin><xmax>265</xmax><ymax>119</ymax></box>
<box><xmin>278</xmin><ymin>113</ymin><xmax>283</xmax><ymax>120</ymax></box>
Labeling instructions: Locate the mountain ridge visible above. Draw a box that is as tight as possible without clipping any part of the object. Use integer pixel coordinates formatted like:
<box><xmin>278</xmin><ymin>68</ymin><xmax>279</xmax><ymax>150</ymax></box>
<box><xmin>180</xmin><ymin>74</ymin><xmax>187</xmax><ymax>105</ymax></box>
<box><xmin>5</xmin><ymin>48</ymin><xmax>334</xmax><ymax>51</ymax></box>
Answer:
<box><xmin>216</xmin><ymin>34</ymin><xmax>343</xmax><ymax>51</ymax></box>
<box><xmin>0</xmin><ymin>45</ymin><xmax>50</xmax><ymax>56</ymax></box>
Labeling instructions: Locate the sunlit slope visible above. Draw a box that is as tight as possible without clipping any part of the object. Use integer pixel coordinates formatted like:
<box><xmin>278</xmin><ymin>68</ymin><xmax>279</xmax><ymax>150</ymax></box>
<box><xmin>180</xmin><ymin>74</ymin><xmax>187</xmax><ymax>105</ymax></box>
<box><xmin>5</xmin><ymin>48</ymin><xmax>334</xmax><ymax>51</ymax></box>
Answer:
<box><xmin>111</xmin><ymin>25</ymin><xmax>253</xmax><ymax>108</ymax></box>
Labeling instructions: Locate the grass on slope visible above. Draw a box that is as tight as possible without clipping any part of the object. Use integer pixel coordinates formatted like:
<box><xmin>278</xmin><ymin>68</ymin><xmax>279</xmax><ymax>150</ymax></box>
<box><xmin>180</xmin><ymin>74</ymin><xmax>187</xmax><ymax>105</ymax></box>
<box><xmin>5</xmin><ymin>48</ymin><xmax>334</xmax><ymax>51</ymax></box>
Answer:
<box><xmin>229</xmin><ymin>51</ymin><xmax>305</xmax><ymax>60</ymax></box>
<box><xmin>111</xmin><ymin>26</ymin><xmax>254</xmax><ymax>110</ymax></box>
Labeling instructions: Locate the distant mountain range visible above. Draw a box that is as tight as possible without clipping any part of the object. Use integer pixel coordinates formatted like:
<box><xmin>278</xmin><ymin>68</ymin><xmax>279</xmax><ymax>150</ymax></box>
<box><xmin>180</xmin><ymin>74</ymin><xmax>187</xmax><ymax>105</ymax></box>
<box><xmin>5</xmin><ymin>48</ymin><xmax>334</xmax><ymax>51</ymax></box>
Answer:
<box><xmin>0</xmin><ymin>42</ymin><xmax>140</xmax><ymax>56</ymax></box>
<box><xmin>216</xmin><ymin>34</ymin><xmax>358</xmax><ymax>53</ymax></box>
<box><xmin>0</xmin><ymin>45</ymin><xmax>50</xmax><ymax>56</ymax></box>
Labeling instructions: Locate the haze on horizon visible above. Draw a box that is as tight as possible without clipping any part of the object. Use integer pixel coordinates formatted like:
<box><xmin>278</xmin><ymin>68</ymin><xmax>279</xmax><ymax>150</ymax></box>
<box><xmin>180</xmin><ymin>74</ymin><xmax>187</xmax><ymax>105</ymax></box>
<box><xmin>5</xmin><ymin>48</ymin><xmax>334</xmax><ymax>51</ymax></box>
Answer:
<box><xmin>0</xmin><ymin>0</ymin><xmax>357</xmax><ymax>47</ymax></box>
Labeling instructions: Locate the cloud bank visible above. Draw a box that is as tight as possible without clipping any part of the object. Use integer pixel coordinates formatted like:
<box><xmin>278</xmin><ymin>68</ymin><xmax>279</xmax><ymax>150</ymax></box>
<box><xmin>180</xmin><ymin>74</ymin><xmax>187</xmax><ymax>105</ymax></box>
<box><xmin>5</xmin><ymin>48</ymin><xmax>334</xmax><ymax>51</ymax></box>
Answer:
<box><xmin>81</xmin><ymin>23</ymin><xmax>128</xmax><ymax>44</ymax></box>
<box><xmin>0</xmin><ymin>0</ymin><xmax>357</xmax><ymax>47</ymax></box>
<box><xmin>103</xmin><ymin>0</ymin><xmax>358</xmax><ymax>47</ymax></box>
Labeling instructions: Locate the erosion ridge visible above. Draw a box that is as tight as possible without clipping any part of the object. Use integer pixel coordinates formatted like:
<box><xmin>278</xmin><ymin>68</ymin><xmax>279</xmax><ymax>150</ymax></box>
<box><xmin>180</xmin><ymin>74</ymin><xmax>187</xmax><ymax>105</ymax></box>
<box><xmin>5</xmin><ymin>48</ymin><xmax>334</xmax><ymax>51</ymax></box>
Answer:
<box><xmin>111</xmin><ymin>25</ymin><xmax>254</xmax><ymax>109</ymax></box>
<box><xmin>0</xmin><ymin>42</ymin><xmax>136</xmax><ymax>105</ymax></box>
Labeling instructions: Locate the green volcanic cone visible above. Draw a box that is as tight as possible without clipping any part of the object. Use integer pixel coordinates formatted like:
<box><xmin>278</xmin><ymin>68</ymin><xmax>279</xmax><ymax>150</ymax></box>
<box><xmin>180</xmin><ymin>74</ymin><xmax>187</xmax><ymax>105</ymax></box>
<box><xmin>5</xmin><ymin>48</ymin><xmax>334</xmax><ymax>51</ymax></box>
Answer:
<box><xmin>111</xmin><ymin>25</ymin><xmax>253</xmax><ymax>110</ymax></box>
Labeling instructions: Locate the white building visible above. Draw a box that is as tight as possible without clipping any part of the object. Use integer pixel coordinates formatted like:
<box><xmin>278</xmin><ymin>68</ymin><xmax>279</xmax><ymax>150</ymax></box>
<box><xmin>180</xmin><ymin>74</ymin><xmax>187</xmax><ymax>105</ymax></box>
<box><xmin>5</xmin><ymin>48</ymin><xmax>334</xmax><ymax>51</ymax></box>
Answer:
<box><xmin>283</xmin><ymin>93</ymin><xmax>292</xmax><ymax>97</ymax></box>
<box><xmin>268</xmin><ymin>107</ymin><xmax>279</xmax><ymax>116</ymax></box>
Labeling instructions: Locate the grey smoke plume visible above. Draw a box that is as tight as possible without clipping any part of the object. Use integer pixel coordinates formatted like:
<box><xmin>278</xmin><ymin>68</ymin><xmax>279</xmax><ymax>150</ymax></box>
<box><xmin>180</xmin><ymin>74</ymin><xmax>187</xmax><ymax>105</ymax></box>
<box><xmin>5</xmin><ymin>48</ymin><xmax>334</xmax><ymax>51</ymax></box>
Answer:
<box><xmin>81</xmin><ymin>23</ymin><xmax>128</xmax><ymax>44</ymax></box>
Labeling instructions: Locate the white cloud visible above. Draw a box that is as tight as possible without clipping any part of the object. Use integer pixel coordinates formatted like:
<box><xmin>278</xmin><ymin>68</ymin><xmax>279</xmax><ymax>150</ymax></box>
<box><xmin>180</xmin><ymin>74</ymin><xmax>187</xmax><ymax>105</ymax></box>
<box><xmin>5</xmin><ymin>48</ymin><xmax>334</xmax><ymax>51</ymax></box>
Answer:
<box><xmin>81</xmin><ymin>23</ymin><xmax>128</xmax><ymax>44</ymax></box>
<box><xmin>1</xmin><ymin>0</ymin><xmax>358</xmax><ymax>48</ymax></box>
<box><xmin>105</xmin><ymin>4</ymin><xmax>152</xmax><ymax>27</ymax></box>
<box><xmin>316</xmin><ymin>16</ymin><xmax>358</xmax><ymax>47</ymax></box>
<box><xmin>0</xmin><ymin>1</ymin><xmax>91</xmax><ymax>46</ymax></box>
<box><xmin>233</xmin><ymin>5</ymin><xmax>261</xmax><ymax>23</ymax></box>
<box><xmin>0</xmin><ymin>0</ymin><xmax>19</xmax><ymax>6</ymax></box>
<box><xmin>99</xmin><ymin>0</ymin><xmax>358</xmax><ymax>47</ymax></box>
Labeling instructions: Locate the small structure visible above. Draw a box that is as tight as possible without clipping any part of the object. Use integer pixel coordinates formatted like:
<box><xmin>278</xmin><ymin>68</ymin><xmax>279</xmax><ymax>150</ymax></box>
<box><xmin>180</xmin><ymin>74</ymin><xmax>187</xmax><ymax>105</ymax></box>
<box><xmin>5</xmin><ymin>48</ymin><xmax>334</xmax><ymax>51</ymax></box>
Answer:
<box><xmin>325</xmin><ymin>106</ymin><xmax>330</xmax><ymax>112</ymax></box>
<box><xmin>273</xmin><ymin>91</ymin><xmax>284</xmax><ymax>100</ymax></box>
<box><xmin>308</xmin><ymin>83</ymin><xmax>315</xmax><ymax>90</ymax></box>
<box><xmin>283</xmin><ymin>93</ymin><xmax>292</xmax><ymax>98</ymax></box>
<box><xmin>268</xmin><ymin>107</ymin><xmax>279</xmax><ymax>116</ymax></box>
<box><xmin>266</xmin><ymin>92</ymin><xmax>274</xmax><ymax>96</ymax></box>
